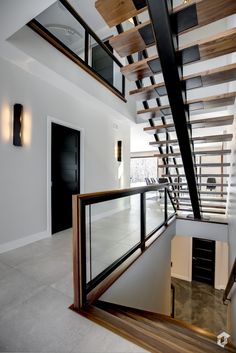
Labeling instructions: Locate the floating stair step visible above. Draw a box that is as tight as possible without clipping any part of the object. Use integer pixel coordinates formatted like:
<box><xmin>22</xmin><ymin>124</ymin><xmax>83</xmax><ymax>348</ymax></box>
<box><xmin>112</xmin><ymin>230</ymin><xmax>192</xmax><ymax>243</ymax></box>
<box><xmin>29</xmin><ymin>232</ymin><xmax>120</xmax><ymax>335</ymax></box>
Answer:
<box><xmin>154</xmin><ymin>149</ymin><xmax>231</xmax><ymax>158</ymax></box>
<box><xmin>150</xmin><ymin>133</ymin><xmax>233</xmax><ymax>146</ymax></box>
<box><xmin>138</xmin><ymin>92</ymin><xmax>236</xmax><ymax>119</ymax></box>
<box><xmin>109</xmin><ymin>21</ymin><xmax>153</xmax><ymax>58</ymax></box>
<box><xmin>162</xmin><ymin>174</ymin><xmax>229</xmax><ymax>177</ymax></box>
<box><xmin>174</xmin><ymin>203</ymin><xmax>226</xmax><ymax>209</ymax></box>
<box><xmin>173</xmin><ymin>197</ymin><xmax>227</xmax><ymax>202</ymax></box>
<box><xmin>130</xmin><ymin>64</ymin><xmax>236</xmax><ymax>100</ymax></box>
<box><xmin>95</xmin><ymin>0</ymin><xmax>147</xmax><ymax>28</ymax></box>
<box><xmin>179</xmin><ymin>208</ymin><xmax>225</xmax><ymax>214</ymax></box>
<box><xmin>170</xmin><ymin>183</ymin><xmax>228</xmax><ymax>187</ymax></box>
<box><xmin>144</xmin><ymin>115</ymin><xmax>234</xmax><ymax>133</ymax></box>
<box><xmin>121</xmin><ymin>28</ymin><xmax>236</xmax><ymax>81</ymax></box>
<box><xmin>171</xmin><ymin>190</ymin><xmax>227</xmax><ymax>195</ymax></box>
<box><xmin>108</xmin><ymin>0</ymin><xmax>236</xmax><ymax>57</ymax></box>
<box><xmin>159</xmin><ymin>163</ymin><xmax>230</xmax><ymax>168</ymax></box>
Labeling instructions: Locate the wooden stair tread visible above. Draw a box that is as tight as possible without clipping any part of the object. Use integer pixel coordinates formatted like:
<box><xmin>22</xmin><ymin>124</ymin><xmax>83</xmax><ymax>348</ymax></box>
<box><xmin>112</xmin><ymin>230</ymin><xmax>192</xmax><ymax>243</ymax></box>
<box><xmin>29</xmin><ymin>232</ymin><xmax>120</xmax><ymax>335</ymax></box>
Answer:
<box><xmin>95</xmin><ymin>0</ymin><xmax>147</xmax><ymax>28</ymax></box>
<box><xmin>159</xmin><ymin>163</ymin><xmax>230</xmax><ymax>168</ymax></box>
<box><xmin>170</xmin><ymin>183</ymin><xmax>228</xmax><ymax>187</ymax></box>
<box><xmin>109</xmin><ymin>21</ymin><xmax>153</xmax><ymax>58</ymax></box>
<box><xmin>170</xmin><ymin>190</ymin><xmax>227</xmax><ymax>195</ymax></box>
<box><xmin>179</xmin><ymin>208</ymin><xmax>225</xmax><ymax>214</ymax></box>
<box><xmin>108</xmin><ymin>0</ymin><xmax>236</xmax><ymax>57</ymax></box>
<box><xmin>95</xmin><ymin>0</ymin><xmax>236</xmax><ymax>31</ymax></box>
<box><xmin>121</xmin><ymin>28</ymin><xmax>236</xmax><ymax>81</ymax></box>
<box><xmin>175</xmin><ymin>203</ymin><xmax>226</xmax><ymax>209</ymax></box>
<box><xmin>87</xmin><ymin>302</ymin><xmax>236</xmax><ymax>353</ymax></box>
<box><xmin>149</xmin><ymin>133</ymin><xmax>233</xmax><ymax>146</ymax></box>
<box><xmin>162</xmin><ymin>173</ymin><xmax>229</xmax><ymax>177</ymax></box>
<box><xmin>138</xmin><ymin>92</ymin><xmax>236</xmax><ymax>119</ymax></box>
<box><xmin>173</xmin><ymin>197</ymin><xmax>227</xmax><ymax>202</ymax></box>
<box><xmin>144</xmin><ymin>116</ymin><xmax>234</xmax><ymax>134</ymax></box>
<box><xmin>154</xmin><ymin>150</ymin><xmax>231</xmax><ymax>157</ymax></box>
<box><xmin>130</xmin><ymin>64</ymin><xmax>236</xmax><ymax>101</ymax></box>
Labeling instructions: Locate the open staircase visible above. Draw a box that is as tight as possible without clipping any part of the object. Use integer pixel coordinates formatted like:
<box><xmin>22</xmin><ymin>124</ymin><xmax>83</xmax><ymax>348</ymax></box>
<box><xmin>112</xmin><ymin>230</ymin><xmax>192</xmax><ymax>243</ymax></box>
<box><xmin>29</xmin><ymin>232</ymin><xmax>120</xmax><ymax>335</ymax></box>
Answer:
<box><xmin>96</xmin><ymin>0</ymin><xmax>236</xmax><ymax>218</ymax></box>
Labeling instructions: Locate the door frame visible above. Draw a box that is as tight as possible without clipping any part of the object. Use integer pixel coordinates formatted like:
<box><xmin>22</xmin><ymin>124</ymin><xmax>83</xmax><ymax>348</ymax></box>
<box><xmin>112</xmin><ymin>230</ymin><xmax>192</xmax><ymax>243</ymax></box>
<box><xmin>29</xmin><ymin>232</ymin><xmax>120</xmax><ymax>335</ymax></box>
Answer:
<box><xmin>47</xmin><ymin>116</ymin><xmax>85</xmax><ymax>236</ymax></box>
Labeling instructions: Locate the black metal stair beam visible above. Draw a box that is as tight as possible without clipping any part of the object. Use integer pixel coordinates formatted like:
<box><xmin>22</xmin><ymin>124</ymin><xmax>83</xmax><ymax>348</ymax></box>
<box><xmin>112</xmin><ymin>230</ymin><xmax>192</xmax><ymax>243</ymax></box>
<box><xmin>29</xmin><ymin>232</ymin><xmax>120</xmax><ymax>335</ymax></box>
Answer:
<box><xmin>118</xmin><ymin>19</ymin><xmax>178</xmax><ymax>200</ymax></box>
<box><xmin>132</xmin><ymin>15</ymin><xmax>180</xmax><ymax>201</ymax></box>
<box><xmin>147</xmin><ymin>0</ymin><xmax>201</xmax><ymax>219</ymax></box>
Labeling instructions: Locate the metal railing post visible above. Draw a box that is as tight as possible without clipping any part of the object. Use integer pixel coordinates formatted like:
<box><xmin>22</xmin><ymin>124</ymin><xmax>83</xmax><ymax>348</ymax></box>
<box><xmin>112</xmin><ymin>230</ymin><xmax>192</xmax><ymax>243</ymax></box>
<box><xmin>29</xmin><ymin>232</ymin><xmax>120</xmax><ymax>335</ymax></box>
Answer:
<box><xmin>165</xmin><ymin>188</ymin><xmax>168</xmax><ymax>223</ymax></box>
<box><xmin>140</xmin><ymin>192</ymin><xmax>146</xmax><ymax>250</ymax></box>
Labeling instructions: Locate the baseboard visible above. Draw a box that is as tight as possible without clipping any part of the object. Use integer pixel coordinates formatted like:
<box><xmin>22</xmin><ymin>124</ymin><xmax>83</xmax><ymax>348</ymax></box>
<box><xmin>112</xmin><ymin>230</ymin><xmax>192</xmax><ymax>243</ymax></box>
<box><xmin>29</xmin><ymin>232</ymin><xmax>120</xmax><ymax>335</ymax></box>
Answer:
<box><xmin>0</xmin><ymin>231</ymin><xmax>50</xmax><ymax>254</ymax></box>
<box><xmin>171</xmin><ymin>273</ymin><xmax>191</xmax><ymax>282</ymax></box>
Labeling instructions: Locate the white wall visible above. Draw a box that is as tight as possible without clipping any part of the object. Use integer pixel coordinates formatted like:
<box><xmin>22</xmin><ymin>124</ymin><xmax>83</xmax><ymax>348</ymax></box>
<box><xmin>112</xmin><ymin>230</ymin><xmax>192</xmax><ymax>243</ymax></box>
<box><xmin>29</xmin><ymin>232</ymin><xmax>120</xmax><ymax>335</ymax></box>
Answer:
<box><xmin>0</xmin><ymin>56</ymin><xmax>131</xmax><ymax>251</ymax></box>
<box><xmin>171</xmin><ymin>236</ymin><xmax>192</xmax><ymax>282</ymax></box>
<box><xmin>100</xmin><ymin>222</ymin><xmax>176</xmax><ymax>315</ymax></box>
<box><xmin>176</xmin><ymin>218</ymin><xmax>228</xmax><ymax>242</ymax></box>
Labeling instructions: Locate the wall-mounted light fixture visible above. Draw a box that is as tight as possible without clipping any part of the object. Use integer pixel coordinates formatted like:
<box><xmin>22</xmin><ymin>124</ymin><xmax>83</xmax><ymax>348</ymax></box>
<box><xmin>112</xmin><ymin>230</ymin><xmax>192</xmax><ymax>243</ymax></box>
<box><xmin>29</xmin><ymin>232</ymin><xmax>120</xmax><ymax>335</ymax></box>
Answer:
<box><xmin>117</xmin><ymin>140</ymin><xmax>122</xmax><ymax>162</ymax></box>
<box><xmin>13</xmin><ymin>103</ymin><xmax>23</xmax><ymax>146</ymax></box>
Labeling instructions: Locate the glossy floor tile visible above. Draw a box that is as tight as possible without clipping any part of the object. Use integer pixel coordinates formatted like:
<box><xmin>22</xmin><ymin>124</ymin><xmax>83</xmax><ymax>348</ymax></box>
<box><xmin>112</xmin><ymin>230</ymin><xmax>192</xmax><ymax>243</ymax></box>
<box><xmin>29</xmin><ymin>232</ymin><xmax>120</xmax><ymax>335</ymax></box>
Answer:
<box><xmin>172</xmin><ymin>277</ymin><xmax>228</xmax><ymax>335</ymax></box>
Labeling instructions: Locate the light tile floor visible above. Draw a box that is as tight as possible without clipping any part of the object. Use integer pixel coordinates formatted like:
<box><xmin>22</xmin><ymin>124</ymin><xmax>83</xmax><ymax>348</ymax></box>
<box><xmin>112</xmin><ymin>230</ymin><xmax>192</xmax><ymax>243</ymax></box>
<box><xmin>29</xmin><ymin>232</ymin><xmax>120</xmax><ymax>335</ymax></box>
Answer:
<box><xmin>0</xmin><ymin>196</ymin><xmax>171</xmax><ymax>353</ymax></box>
<box><xmin>0</xmin><ymin>229</ymin><xmax>148</xmax><ymax>353</ymax></box>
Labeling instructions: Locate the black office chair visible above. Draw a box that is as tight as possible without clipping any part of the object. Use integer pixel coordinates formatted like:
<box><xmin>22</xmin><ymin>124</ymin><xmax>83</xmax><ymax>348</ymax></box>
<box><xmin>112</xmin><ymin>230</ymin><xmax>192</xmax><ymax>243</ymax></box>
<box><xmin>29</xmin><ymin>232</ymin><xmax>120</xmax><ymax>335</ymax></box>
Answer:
<box><xmin>206</xmin><ymin>177</ymin><xmax>216</xmax><ymax>191</ymax></box>
<box><xmin>145</xmin><ymin>177</ymin><xmax>152</xmax><ymax>185</ymax></box>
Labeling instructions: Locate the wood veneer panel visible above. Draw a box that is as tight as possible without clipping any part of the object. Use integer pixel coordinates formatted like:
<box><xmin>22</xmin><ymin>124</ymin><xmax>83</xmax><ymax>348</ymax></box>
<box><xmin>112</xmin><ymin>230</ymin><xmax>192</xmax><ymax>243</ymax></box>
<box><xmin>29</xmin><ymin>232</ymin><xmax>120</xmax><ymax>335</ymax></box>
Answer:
<box><xmin>130</xmin><ymin>64</ymin><xmax>236</xmax><ymax>100</ymax></box>
<box><xmin>95</xmin><ymin>0</ymin><xmax>147</xmax><ymax>28</ymax></box>
<box><xmin>121</xmin><ymin>28</ymin><xmax>236</xmax><ymax>81</ymax></box>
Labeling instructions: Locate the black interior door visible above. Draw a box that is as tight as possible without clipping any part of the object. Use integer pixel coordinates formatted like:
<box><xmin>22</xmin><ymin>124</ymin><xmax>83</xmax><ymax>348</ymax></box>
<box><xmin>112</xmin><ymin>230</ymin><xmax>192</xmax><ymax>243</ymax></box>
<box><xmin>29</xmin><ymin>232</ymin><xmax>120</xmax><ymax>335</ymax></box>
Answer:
<box><xmin>51</xmin><ymin>123</ymin><xmax>80</xmax><ymax>234</ymax></box>
<box><xmin>192</xmin><ymin>237</ymin><xmax>215</xmax><ymax>286</ymax></box>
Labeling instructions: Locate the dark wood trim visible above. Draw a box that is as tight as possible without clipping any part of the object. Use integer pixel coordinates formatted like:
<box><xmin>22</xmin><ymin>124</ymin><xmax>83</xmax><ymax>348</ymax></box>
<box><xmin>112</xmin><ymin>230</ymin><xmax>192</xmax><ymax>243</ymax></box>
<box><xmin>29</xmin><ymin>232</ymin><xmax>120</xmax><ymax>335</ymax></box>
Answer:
<box><xmin>27</xmin><ymin>20</ymin><xmax>126</xmax><ymax>102</ymax></box>
<box><xmin>223</xmin><ymin>258</ymin><xmax>236</xmax><ymax>303</ymax></box>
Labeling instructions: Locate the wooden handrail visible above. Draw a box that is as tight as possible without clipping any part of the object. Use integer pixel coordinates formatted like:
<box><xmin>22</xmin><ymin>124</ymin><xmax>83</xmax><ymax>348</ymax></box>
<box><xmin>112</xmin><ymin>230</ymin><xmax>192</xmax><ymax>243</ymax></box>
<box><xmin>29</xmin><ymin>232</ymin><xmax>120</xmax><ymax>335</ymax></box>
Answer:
<box><xmin>223</xmin><ymin>258</ymin><xmax>236</xmax><ymax>303</ymax></box>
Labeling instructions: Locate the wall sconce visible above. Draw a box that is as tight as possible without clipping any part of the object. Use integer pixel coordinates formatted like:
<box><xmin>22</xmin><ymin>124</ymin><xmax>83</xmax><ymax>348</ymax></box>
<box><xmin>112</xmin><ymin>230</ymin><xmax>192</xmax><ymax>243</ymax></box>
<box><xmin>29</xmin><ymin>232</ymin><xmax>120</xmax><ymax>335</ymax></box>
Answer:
<box><xmin>117</xmin><ymin>140</ymin><xmax>122</xmax><ymax>162</ymax></box>
<box><xmin>13</xmin><ymin>103</ymin><xmax>23</xmax><ymax>146</ymax></box>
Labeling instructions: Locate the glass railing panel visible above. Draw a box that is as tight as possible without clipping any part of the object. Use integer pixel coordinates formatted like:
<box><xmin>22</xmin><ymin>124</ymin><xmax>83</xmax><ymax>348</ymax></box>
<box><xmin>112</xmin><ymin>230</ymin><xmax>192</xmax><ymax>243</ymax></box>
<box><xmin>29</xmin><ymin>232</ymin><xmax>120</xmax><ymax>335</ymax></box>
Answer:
<box><xmin>87</xmin><ymin>195</ymin><xmax>140</xmax><ymax>282</ymax></box>
<box><xmin>88</xmin><ymin>35</ymin><xmax>123</xmax><ymax>93</ymax></box>
<box><xmin>32</xmin><ymin>1</ymin><xmax>125</xmax><ymax>97</ymax></box>
<box><xmin>145</xmin><ymin>189</ymin><xmax>165</xmax><ymax>236</ymax></box>
<box><xmin>35</xmin><ymin>1</ymin><xmax>86</xmax><ymax>61</ymax></box>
